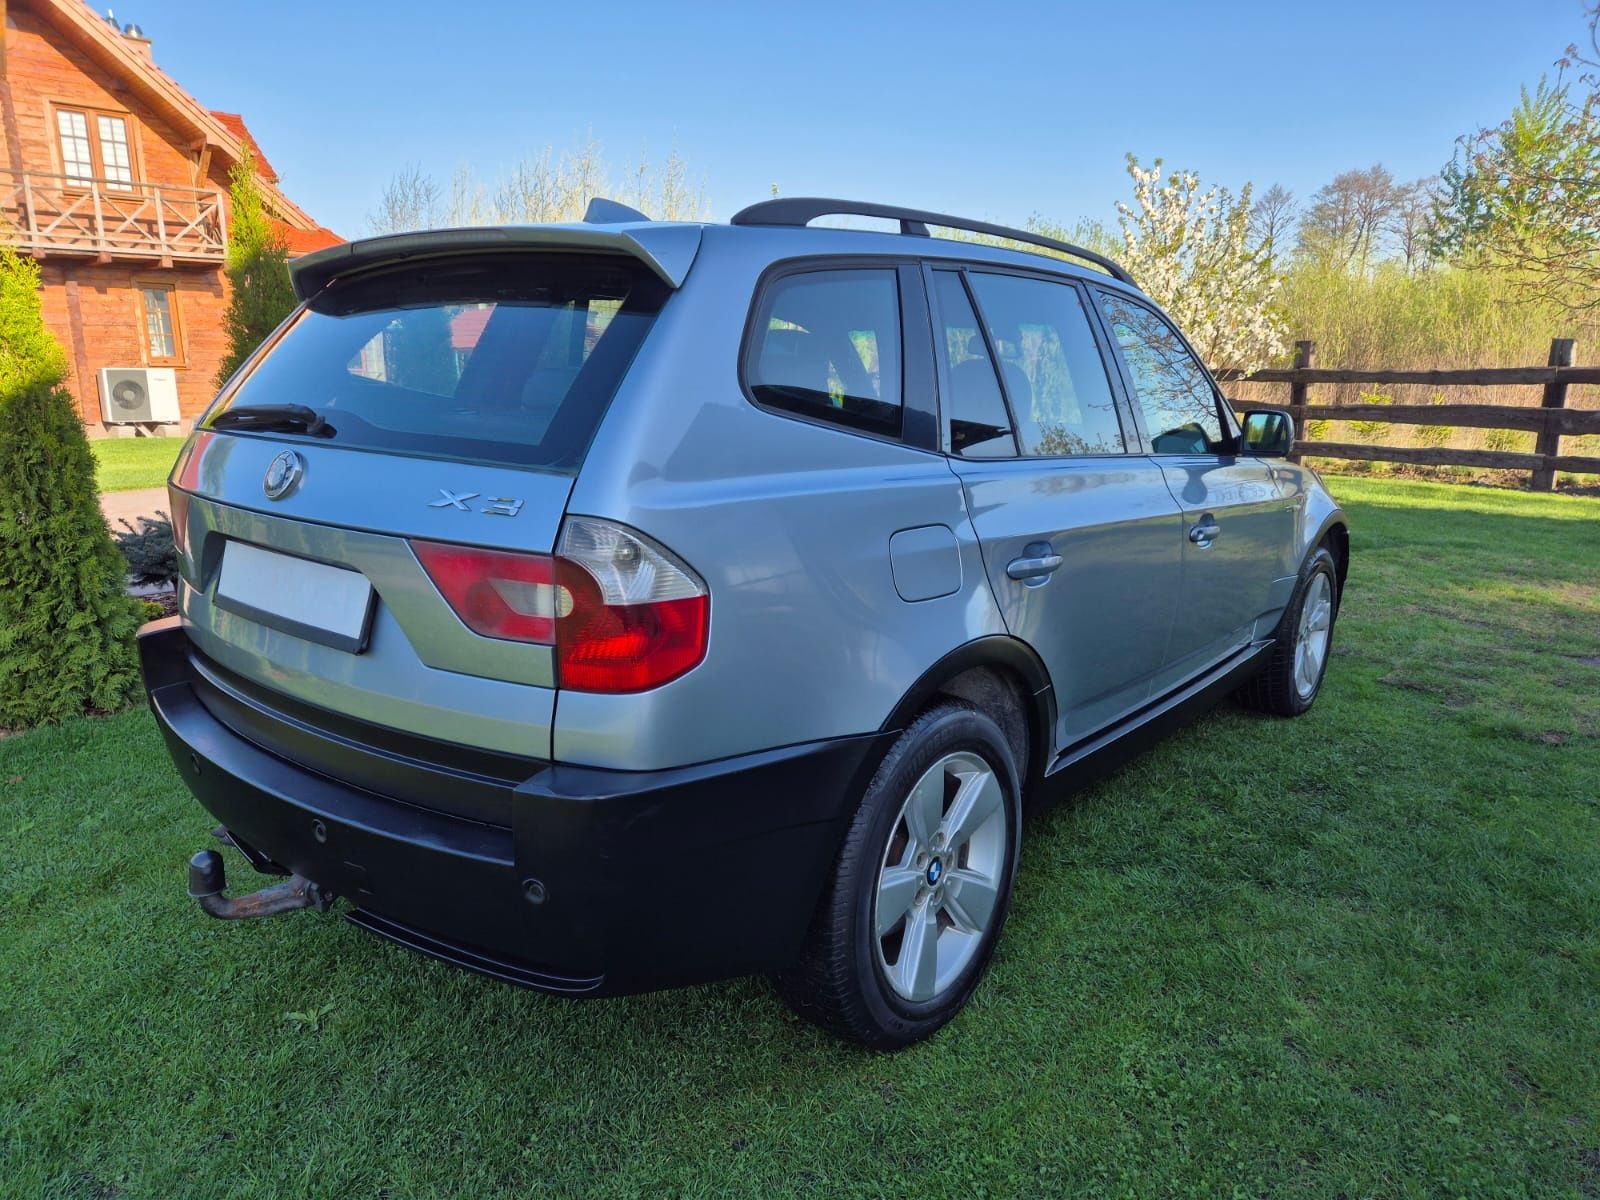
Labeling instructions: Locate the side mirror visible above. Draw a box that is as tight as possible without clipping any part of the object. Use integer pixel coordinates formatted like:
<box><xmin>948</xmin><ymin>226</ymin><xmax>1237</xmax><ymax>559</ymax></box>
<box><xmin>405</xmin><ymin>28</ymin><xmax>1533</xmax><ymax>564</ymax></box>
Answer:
<box><xmin>1240</xmin><ymin>408</ymin><xmax>1295</xmax><ymax>458</ymax></box>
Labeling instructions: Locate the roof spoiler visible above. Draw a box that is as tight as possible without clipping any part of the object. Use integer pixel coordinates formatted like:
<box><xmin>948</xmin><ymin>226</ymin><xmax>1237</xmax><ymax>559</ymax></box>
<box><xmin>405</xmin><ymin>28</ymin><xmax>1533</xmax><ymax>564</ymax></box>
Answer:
<box><xmin>288</xmin><ymin>222</ymin><xmax>703</xmax><ymax>301</ymax></box>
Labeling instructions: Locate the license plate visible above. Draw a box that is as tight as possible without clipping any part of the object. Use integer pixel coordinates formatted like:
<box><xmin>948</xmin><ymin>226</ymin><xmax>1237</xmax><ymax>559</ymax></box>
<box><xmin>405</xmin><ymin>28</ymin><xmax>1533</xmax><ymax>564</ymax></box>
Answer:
<box><xmin>214</xmin><ymin>541</ymin><xmax>376</xmax><ymax>653</ymax></box>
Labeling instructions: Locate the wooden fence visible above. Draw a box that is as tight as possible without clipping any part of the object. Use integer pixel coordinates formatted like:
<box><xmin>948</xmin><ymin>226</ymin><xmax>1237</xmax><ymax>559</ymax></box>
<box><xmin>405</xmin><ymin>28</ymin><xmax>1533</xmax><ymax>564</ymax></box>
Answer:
<box><xmin>1221</xmin><ymin>338</ymin><xmax>1600</xmax><ymax>491</ymax></box>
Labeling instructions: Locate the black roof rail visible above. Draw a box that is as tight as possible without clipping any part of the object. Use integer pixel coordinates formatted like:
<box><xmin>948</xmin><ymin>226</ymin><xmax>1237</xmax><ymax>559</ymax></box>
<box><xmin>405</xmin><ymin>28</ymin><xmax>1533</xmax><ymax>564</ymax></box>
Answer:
<box><xmin>729</xmin><ymin>197</ymin><xmax>1136</xmax><ymax>286</ymax></box>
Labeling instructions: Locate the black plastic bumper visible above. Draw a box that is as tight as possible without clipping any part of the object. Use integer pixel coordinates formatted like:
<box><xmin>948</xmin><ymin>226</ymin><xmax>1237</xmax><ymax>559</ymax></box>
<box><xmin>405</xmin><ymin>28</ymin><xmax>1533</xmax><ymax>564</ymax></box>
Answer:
<box><xmin>139</xmin><ymin>619</ymin><xmax>890</xmax><ymax>996</ymax></box>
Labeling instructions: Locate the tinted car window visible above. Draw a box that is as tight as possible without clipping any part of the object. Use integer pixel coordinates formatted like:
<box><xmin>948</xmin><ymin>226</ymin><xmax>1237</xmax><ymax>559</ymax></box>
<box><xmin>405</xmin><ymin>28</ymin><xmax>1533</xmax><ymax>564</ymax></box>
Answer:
<box><xmin>210</xmin><ymin>254</ymin><xmax>664</xmax><ymax>471</ymax></box>
<box><xmin>964</xmin><ymin>273</ymin><xmax>1125</xmax><ymax>457</ymax></box>
<box><xmin>746</xmin><ymin>269</ymin><xmax>903</xmax><ymax>437</ymax></box>
<box><xmin>1097</xmin><ymin>292</ymin><xmax>1229</xmax><ymax>454</ymax></box>
<box><xmin>931</xmin><ymin>270</ymin><xmax>1016</xmax><ymax>458</ymax></box>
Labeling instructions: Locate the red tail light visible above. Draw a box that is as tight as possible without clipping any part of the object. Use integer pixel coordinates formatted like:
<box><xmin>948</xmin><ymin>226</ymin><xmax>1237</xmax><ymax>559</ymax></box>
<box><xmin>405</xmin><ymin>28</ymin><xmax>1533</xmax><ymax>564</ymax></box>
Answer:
<box><xmin>411</xmin><ymin>541</ymin><xmax>559</xmax><ymax>643</ymax></box>
<box><xmin>167</xmin><ymin>486</ymin><xmax>191</xmax><ymax>563</ymax></box>
<box><xmin>411</xmin><ymin>518</ymin><xmax>709</xmax><ymax>694</ymax></box>
<box><xmin>167</xmin><ymin>432</ymin><xmax>208</xmax><ymax>567</ymax></box>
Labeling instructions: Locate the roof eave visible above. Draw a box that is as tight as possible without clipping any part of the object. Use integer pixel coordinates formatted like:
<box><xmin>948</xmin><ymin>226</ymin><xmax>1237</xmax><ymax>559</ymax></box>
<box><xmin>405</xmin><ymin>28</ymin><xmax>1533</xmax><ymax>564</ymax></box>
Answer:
<box><xmin>28</xmin><ymin>0</ymin><xmax>327</xmax><ymax>235</ymax></box>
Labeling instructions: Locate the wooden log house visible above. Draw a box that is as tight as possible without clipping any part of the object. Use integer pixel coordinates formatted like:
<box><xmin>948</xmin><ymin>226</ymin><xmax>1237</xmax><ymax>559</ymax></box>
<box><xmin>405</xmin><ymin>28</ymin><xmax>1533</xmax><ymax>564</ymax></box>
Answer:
<box><xmin>0</xmin><ymin>0</ymin><xmax>339</xmax><ymax>432</ymax></box>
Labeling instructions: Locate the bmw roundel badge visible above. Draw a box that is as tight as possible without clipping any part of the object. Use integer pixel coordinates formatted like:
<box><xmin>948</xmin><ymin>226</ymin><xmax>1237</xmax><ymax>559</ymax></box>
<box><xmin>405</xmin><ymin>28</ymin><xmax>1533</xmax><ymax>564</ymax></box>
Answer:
<box><xmin>263</xmin><ymin>450</ymin><xmax>305</xmax><ymax>500</ymax></box>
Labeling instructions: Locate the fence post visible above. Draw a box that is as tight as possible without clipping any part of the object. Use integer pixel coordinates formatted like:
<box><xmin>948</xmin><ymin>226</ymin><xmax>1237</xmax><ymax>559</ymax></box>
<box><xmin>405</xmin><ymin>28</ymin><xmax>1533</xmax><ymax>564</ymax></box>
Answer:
<box><xmin>1287</xmin><ymin>340</ymin><xmax>1314</xmax><ymax>463</ymax></box>
<box><xmin>1530</xmin><ymin>338</ymin><xmax>1575</xmax><ymax>492</ymax></box>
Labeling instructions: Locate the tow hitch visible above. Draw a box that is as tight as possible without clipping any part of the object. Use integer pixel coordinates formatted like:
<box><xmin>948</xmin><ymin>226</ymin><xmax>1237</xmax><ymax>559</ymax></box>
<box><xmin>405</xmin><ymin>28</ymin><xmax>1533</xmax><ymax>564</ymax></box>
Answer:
<box><xmin>187</xmin><ymin>848</ymin><xmax>333</xmax><ymax>920</ymax></box>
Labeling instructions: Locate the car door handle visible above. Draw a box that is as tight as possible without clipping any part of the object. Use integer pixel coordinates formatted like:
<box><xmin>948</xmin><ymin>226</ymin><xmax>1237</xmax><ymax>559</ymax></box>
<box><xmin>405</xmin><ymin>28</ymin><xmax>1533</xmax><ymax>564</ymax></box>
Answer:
<box><xmin>1006</xmin><ymin>552</ymin><xmax>1063</xmax><ymax>581</ymax></box>
<box><xmin>1188</xmin><ymin>519</ymin><xmax>1221</xmax><ymax>547</ymax></box>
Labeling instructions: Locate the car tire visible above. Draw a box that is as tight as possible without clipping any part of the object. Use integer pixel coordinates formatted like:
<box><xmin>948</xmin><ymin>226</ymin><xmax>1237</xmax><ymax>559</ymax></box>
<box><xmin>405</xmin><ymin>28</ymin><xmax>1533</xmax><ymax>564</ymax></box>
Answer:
<box><xmin>1238</xmin><ymin>543</ymin><xmax>1340</xmax><ymax>717</ymax></box>
<box><xmin>773</xmin><ymin>701</ymin><xmax>1022</xmax><ymax>1049</ymax></box>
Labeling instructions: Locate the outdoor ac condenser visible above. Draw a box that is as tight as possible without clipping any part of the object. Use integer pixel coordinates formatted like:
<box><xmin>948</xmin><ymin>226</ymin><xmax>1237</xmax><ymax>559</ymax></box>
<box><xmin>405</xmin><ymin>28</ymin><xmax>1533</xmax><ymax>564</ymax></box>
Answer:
<box><xmin>99</xmin><ymin>367</ymin><xmax>180</xmax><ymax>424</ymax></box>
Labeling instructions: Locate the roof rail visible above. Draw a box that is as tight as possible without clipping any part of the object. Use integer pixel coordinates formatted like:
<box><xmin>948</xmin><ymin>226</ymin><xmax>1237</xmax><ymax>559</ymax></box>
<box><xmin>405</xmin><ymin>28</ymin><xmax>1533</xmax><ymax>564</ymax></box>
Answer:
<box><xmin>729</xmin><ymin>197</ymin><xmax>1136</xmax><ymax>286</ymax></box>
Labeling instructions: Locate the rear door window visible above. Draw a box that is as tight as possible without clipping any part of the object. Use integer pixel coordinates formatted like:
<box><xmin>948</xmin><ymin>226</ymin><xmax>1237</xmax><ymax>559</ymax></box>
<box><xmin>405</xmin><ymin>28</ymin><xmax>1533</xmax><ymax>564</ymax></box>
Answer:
<box><xmin>1096</xmin><ymin>291</ymin><xmax>1230</xmax><ymax>454</ymax></box>
<box><xmin>744</xmin><ymin>269</ymin><xmax>904</xmax><ymax>437</ymax></box>
<box><xmin>965</xmin><ymin>273</ymin><xmax>1126</xmax><ymax>457</ymax></box>
<box><xmin>208</xmin><ymin>254</ymin><xmax>666</xmax><ymax>471</ymax></box>
<box><xmin>930</xmin><ymin>270</ymin><xmax>1016</xmax><ymax>458</ymax></box>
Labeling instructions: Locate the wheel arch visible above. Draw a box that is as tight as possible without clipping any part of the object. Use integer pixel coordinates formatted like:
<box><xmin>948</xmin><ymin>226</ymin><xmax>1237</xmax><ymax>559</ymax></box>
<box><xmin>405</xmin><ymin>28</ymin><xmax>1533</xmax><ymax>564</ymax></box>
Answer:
<box><xmin>880</xmin><ymin>636</ymin><xmax>1055</xmax><ymax>799</ymax></box>
<box><xmin>1310</xmin><ymin>514</ymin><xmax>1350</xmax><ymax>598</ymax></box>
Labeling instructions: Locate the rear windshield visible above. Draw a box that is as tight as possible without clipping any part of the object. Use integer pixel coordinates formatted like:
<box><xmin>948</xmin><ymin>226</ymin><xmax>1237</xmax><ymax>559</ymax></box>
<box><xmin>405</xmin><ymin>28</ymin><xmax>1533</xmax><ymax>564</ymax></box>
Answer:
<box><xmin>208</xmin><ymin>254</ymin><xmax>668</xmax><ymax>471</ymax></box>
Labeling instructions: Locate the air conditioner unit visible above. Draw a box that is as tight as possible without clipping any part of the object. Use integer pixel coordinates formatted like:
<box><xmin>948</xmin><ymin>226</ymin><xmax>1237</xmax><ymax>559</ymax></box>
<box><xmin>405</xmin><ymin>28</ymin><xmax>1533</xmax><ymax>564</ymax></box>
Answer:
<box><xmin>99</xmin><ymin>367</ymin><xmax>180</xmax><ymax>424</ymax></box>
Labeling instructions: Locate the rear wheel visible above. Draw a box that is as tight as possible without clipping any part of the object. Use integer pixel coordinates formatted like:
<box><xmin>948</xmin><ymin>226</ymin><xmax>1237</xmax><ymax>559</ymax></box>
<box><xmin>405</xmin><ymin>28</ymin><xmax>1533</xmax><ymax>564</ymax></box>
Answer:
<box><xmin>774</xmin><ymin>702</ymin><xmax>1021</xmax><ymax>1048</ymax></box>
<box><xmin>1239</xmin><ymin>544</ymin><xmax>1340</xmax><ymax>716</ymax></box>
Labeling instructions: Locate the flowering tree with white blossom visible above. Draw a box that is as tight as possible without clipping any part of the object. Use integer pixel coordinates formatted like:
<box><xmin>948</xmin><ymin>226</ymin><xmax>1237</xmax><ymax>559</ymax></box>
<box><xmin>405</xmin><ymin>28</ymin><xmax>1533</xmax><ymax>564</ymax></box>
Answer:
<box><xmin>1115</xmin><ymin>155</ymin><xmax>1287</xmax><ymax>372</ymax></box>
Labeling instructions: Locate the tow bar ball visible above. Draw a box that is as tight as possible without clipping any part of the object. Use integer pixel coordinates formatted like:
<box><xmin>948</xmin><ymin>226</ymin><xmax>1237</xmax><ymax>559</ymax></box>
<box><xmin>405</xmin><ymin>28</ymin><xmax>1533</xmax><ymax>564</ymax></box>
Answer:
<box><xmin>186</xmin><ymin>849</ymin><xmax>333</xmax><ymax>921</ymax></box>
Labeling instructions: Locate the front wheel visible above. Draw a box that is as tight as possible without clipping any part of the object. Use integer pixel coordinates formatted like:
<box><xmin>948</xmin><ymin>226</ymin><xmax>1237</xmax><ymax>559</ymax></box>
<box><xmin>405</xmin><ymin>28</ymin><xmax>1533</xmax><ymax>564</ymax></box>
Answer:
<box><xmin>1239</xmin><ymin>544</ymin><xmax>1340</xmax><ymax>716</ymax></box>
<box><xmin>773</xmin><ymin>702</ymin><xmax>1022</xmax><ymax>1048</ymax></box>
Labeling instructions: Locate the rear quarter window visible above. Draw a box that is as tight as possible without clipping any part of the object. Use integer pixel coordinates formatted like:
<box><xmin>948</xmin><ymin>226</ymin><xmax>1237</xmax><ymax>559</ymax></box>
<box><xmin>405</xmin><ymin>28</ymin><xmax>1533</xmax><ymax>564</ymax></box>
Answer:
<box><xmin>208</xmin><ymin>254</ymin><xmax>666</xmax><ymax>471</ymax></box>
<box><xmin>743</xmin><ymin>268</ymin><xmax>904</xmax><ymax>438</ymax></box>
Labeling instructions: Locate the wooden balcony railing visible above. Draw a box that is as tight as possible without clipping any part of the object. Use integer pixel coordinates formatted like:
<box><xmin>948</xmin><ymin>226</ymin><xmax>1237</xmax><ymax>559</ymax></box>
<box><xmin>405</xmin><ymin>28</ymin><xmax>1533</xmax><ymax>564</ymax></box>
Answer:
<box><xmin>0</xmin><ymin>169</ymin><xmax>226</xmax><ymax>264</ymax></box>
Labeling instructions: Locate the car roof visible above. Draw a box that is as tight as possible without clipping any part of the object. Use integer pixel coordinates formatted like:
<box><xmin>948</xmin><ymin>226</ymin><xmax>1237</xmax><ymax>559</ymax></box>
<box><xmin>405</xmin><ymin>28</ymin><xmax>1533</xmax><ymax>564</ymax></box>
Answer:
<box><xmin>289</xmin><ymin>198</ymin><xmax>1145</xmax><ymax>301</ymax></box>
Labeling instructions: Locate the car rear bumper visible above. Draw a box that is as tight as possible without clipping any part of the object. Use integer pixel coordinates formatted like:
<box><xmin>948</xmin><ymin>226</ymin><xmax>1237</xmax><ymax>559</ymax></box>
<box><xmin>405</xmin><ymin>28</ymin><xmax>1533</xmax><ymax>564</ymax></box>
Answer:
<box><xmin>139</xmin><ymin>618</ymin><xmax>888</xmax><ymax>996</ymax></box>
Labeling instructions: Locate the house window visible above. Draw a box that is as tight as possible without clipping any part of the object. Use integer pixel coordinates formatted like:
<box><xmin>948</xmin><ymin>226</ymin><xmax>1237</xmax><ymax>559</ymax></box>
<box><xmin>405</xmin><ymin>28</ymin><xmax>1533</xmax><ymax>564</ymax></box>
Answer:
<box><xmin>97</xmin><ymin>116</ymin><xmax>133</xmax><ymax>186</ymax></box>
<box><xmin>54</xmin><ymin>108</ymin><xmax>135</xmax><ymax>188</ymax></box>
<box><xmin>57</xmin><ymin>111</ymin><xmax>94</xmax><ymax>185</ymax></box>
<box><xmin>140</xmin><ymin>285</ymin><xmax>180</xmax><ymax>363</ymax></box>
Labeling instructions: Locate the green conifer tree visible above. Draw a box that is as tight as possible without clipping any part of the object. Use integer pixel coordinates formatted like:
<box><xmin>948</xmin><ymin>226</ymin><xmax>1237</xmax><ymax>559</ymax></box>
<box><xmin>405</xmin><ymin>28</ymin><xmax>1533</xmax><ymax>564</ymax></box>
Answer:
<box><xmin>0</xmin><ymin>247</ymin><xmax>142</xmax><ymax>728</ymax></box>
<box><xmin>216</xmin><ymin>151</ymin><xmax>297</xmax><ymax>387</ymax></box>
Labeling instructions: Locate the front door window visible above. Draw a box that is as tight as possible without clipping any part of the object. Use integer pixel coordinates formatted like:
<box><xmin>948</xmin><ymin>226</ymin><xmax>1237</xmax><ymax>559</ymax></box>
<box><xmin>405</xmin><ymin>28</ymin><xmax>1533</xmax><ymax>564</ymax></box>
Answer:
<box><xmin>1097</xmin><ymin>293</ymin><xmax>1229</xmax><ymax>454</ymax></box>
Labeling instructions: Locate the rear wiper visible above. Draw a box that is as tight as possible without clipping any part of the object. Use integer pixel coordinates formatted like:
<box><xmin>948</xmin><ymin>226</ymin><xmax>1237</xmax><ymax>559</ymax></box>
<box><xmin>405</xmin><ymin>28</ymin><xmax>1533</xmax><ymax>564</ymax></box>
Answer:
<box><xmin>209</xmin><ymin>404</ymin><xmax>335</xmax><ymax>437</ymax></box>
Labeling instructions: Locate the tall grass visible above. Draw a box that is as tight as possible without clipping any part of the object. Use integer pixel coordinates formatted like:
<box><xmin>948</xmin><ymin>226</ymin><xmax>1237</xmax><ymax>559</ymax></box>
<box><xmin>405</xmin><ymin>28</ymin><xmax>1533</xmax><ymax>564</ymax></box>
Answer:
<box><xmin>1226</xmin><ymin>261</ymin><xmax>1599</xmax><ymax>487</ymax></box>
<box><xmin>1271</xmin><ymin>260</ymin><xmax>1577</xmax><ymax>370</ymax></box>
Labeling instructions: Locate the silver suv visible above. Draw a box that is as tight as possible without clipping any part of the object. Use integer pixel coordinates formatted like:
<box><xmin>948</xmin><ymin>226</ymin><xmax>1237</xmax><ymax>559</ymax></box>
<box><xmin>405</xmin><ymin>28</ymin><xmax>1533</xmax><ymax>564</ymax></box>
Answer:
<box><xmin>141</xmin><ymin>198</ymin><xmax>1348</xmax><ymax>1047</ymax></box>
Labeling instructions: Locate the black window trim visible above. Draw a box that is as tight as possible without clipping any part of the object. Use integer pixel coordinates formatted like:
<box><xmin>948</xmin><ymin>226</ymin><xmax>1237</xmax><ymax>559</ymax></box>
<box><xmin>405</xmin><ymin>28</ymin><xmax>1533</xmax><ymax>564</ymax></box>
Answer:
<box><xmin>923</xmin><ymin>260</ymin><xmax>1141</xmax><ymax>464</ymax></box>
<box><xmin>737</xmin><ymin>255</ymin><xmax>939</xmax><ymax>454</ymax></box>
<box><xmin>1088</xmin><ymin>285</ymin><xmax>1243</xmax><ymax>458</ymax></box>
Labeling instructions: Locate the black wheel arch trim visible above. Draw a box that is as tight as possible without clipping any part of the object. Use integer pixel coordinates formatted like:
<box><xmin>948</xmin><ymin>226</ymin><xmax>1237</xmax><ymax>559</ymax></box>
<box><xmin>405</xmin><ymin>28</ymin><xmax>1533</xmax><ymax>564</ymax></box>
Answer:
<box><xmin>879</xmin><ymin>635</ymin><xmax>1055</xmax><ymax>795</ymax></box>
<box><xmin>1308</xmin><ymin>512</ymin><xmax>1351</xmax><ymax>594</ymax></box>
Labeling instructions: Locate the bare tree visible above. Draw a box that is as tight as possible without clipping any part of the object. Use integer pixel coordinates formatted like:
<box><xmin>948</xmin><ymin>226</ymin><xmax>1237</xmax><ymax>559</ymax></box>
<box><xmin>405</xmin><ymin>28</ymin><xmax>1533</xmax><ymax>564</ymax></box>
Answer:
<box><xmin>1299</xmin><ymin>165</ymin><xmax>1400</xmax><ymax>269</ymax></box>
<box><xmin>1388</xmin><ymin>177</ymin><xmax>1438</xmax><ymax>271</ymax></box>
<box><xmin>367</xmin><ymin>139</ymin><xmax>706</xmax><ymax>234</ymax></box>
<box><xmin>650</xmin><ymin>148</ymin><xmax>704</xmax><ymax>222</ymax></box>
<box><xmin>366</xmin><ymin>163</ymin><xmax>444</xmax><ymax>235</ymax></box>
<box><xmin>1249</xmin><ymin>183</ymin><xmax>1297</xmax><ymax>264</ymax></box>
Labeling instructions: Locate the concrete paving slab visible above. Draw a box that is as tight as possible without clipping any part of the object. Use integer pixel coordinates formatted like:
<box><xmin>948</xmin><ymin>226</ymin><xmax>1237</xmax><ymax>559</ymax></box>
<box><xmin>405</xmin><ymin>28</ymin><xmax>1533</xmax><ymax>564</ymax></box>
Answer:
<box><xmin>100</xmin><ymin>486</ymin><xmax>169</xmax><ymax>530</ymax></box>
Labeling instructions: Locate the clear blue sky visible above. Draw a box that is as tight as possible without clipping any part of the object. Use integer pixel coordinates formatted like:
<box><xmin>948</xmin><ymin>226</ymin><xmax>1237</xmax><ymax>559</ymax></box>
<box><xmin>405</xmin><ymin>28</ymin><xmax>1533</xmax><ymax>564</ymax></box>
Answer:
<box><xmin>119</xmin><ymin>0</ymin><xmax>1589</xmax><ymax>238</ymax></box>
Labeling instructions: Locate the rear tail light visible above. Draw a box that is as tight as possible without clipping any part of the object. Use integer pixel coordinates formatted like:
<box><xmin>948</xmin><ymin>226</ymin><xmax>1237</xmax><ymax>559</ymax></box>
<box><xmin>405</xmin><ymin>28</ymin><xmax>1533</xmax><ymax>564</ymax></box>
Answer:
<box><xmin>411</xmin><ymin>541</ymin><xmax>560</xmax><ymax>643</ymax></box>
<box><xmin>554</xmin><ymin>517</ymin><xmax>709</xmax><ymax>693</ymax></box>
<box><xmin>411</xmin><ymin>517</ymin><xmax>709</xmax><ymax>694</ymax></box>
<box><xmin>167</xmin><ymin>485</ymin><xmax>191</xmax><ymax>564</ymax></box>
<box><xmin>167</xmin><ymin>433</ymin><xmax>206</xmax><ymax>567</ymax></box>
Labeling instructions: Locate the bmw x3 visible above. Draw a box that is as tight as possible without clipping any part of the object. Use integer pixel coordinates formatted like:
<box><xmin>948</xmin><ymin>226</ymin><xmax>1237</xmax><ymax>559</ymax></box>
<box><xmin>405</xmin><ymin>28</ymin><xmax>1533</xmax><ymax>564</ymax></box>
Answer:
<box><xmin>142</xmin><ymin>197</ymin><xmax>1348</xmax><ymax>1047</ymax></box>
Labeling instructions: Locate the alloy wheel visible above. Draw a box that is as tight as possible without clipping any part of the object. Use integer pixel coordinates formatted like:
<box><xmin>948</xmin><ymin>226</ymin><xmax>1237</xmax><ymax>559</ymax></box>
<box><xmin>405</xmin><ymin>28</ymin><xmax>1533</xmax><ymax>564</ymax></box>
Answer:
<box><xmin>1294</xmin><ymin>572</ymin><xmax>1334</xmax><ymax>699</ymax></box>
<box><xmin>873</xmin><ymin>751</ymin><xmax>1008</xmax><ymax>1003</ymax></box>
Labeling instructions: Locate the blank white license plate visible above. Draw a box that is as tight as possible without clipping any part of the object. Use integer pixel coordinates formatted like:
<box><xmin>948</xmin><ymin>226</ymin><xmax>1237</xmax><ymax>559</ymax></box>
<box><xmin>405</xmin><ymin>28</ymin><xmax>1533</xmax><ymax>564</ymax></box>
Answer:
<box><xmin>214</xmin><ymin>541</ymin><xmax>375</xmax><ymax>652</ymax></box>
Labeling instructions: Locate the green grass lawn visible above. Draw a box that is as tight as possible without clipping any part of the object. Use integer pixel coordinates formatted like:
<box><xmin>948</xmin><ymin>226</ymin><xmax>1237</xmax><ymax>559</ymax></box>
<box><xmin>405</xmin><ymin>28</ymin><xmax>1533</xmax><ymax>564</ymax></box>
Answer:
<box><xmin>91</xmin><ymin>437</ymin><xmax>184</xmax><ymax>493</ymax></box>
<box><xmin>2</xmin><ymin>476</ymin><xmax>1597</xmax><ymax>1198</ymax></box>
